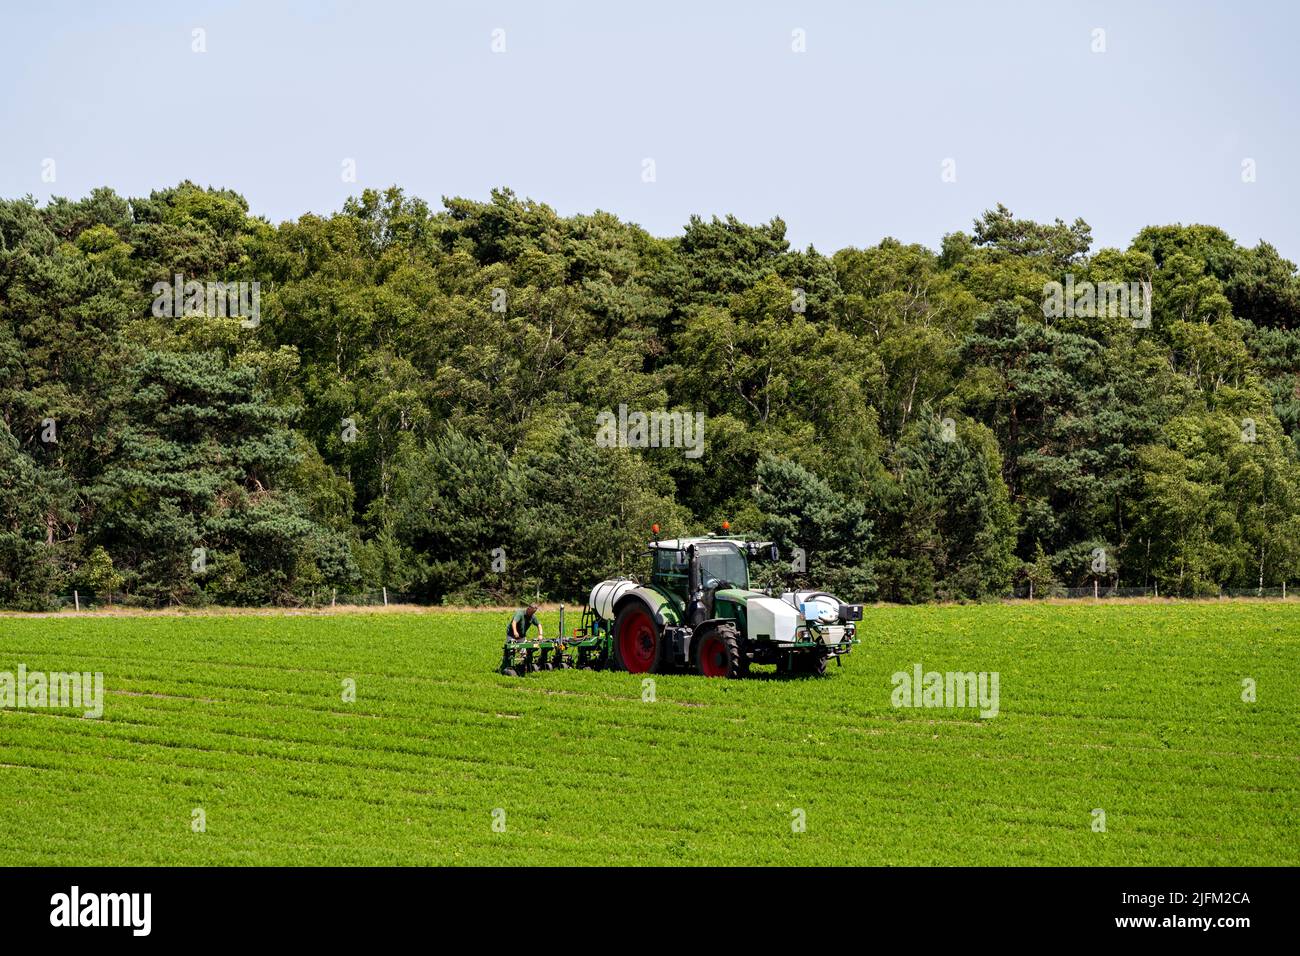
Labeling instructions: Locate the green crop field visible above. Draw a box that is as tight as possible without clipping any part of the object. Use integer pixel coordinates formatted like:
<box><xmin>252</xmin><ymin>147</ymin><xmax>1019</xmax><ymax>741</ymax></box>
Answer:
<box><xmin>0</xmin><ymin>603</ymin><xmax>1296</xmax><ymax>866</ymax></box>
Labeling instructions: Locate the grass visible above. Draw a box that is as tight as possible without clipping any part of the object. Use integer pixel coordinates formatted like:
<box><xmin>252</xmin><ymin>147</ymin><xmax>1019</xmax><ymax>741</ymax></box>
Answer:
<box><xmin>0</xmin><ymin>602</ymin><xmax>1296</xmax><ymax>865</ymax></box>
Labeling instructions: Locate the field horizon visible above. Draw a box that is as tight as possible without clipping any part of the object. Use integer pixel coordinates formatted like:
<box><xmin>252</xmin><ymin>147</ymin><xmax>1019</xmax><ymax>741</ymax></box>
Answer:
<box><xmin>7</xmin><ymin>593</ymin><xmax>1300</xmax><ymax>619</ymax></box>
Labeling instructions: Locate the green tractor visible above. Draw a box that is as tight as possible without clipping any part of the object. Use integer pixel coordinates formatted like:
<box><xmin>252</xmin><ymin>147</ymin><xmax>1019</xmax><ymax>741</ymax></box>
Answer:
<box><xmin>500</xmin><ymin>531</ymin><xmax>862</xmax><ymax>678</ymax></box>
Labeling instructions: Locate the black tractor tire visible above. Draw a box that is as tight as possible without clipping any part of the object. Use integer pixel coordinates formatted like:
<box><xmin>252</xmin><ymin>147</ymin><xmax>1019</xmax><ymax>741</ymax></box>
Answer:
<box><xmin>501</xmin><ymin>668</ymin><xmax>519</xmax><ymax>678</ymax></box>
<box><xmin>694</xmin><ymin>623</ymin><xmax>748</xmax><ymax>679</ymax></box>
<box><xmin>794</xmin><ymin>654</ymin><xmax>828</xmax><ymax>677</ymax></box>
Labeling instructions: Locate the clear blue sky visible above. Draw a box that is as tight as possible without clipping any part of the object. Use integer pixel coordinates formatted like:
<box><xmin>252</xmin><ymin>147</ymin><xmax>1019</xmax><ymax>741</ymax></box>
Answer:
<box><xmin>2</xmin><ymin>0</ymin><xmax>1296</xmax><ymax>260</ymax></box>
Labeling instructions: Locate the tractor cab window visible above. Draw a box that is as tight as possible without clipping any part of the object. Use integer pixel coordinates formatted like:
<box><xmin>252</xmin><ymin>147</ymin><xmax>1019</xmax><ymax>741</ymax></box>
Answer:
<box><xmin>654</xmin><ymin>548</ymin><xmax>688</xmax><ymax>577</ymax></box>
<box><xmin>695</xmin><ymin>544</ymin><xmax>748</xmax><ymax>590</ymax></box>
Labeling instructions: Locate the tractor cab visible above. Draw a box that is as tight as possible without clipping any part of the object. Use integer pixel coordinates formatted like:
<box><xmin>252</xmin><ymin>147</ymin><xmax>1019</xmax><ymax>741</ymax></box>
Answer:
<box><xmin>650</xmin><ymin>538</ymin><xmax>755</xmax><ymax>595</ymax></box>
<box><xmin>649</xmin><ymin>536</ymin><xmax>778</xmax><ymax>626</ymax></box>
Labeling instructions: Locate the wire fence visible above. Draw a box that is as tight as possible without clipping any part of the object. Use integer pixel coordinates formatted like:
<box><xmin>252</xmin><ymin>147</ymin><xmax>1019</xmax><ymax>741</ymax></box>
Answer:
<box><xmin>18</xmin><ymin>584</ymin><xmax>1300</xmax><ymax>612</ymax></box>
<box><xmin>1004</xmin><ymin>584</ymin><xmax>1294</xmax><ymax>601</ymax></box>
<box><xmin>40</xmin><ymin>588</ymin><xmax>427</xmax><ymax>612</ymax></box>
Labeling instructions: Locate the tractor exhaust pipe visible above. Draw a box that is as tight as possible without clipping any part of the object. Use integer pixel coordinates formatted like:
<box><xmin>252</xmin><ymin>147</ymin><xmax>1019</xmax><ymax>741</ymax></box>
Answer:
<box><xmin>687</xmin><ymin>544</ymin><xmax>705</xmax><ymax>627</ymax></box>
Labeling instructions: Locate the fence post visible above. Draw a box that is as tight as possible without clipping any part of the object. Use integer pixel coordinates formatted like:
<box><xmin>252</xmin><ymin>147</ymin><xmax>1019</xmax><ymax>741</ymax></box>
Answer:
<box><xmin>74</xmin><ymin>590</ymin><xmax>80</xmax><ymax>611</ymax></box>
<box><xmin>1093</xmin><ymin>579</ymin><xmax>1099</xmax><ymax>600</ymax></box>
<box><xmin>1154</xmin><ymin>581</ymin><xmax>1158</xmax><ymax>599</ymax></box>
<box><xmin>1028</xmin><ymin>581</ymin><xmax>1034</xmax><ymax>601</ymax></box>
<box><xmin>331</xmin><ymin>588</ymin><xmax>337</xmax><ymax>608</ymax></box>
<box><xmin>383</xmin><ymin>586</ymin><xmax>388</xmax><ymax>606</ymax></box>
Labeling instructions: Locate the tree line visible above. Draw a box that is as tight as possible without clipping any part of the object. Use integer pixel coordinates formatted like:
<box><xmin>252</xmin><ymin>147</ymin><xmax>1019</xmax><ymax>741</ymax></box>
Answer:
<box><xmin>3</xmin><ymin>182</ymin><xmax>1300</xmax><ymax>609</ymax></box>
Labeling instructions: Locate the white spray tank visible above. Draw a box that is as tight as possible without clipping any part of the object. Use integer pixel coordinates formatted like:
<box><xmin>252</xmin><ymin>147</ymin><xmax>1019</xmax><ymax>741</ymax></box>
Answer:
<box><xmin>589</xmin><ymin>579</ymin><xmax>638</xmax><ymax>621</ymax></box>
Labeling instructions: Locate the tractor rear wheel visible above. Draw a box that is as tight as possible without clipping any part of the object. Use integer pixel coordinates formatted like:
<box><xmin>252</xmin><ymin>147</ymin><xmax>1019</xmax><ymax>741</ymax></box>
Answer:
<box><xmin>614</xmin><ymin>603</ymin><xmax>661</xmax><ymax>674</ymax></box>
<box><xmin>695</xmin><ymin>624</ymin><xmax>747</xmax><ymax>679</ymax></box>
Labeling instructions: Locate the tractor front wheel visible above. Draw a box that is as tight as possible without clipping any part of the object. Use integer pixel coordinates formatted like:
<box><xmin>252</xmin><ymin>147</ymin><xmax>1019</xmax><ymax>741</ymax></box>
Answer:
<box><xmin>695</xmin><ymin>624</ymin><xmax>747</xmax><ymax>679</ymax></box>
<box><xmin>794</xmin><ymin>654</ymin><xmax>828</xmax><ymax>677</ymax></box>
<box><xmin>614</xmin><ymin>603</ymin><xmax>661</xmax><ymax>673</ymax></box>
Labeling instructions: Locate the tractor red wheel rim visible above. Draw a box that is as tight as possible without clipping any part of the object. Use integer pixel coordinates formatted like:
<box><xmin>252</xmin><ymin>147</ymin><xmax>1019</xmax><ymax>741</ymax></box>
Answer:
<box><xmin>619</xmin><ymin>606</ymin><xmax>658</xmax><ymax>673</ymax></box>
<box><xmin>698</xmin><ymin>635</ymin><xmax>728</xmax><ymax>677</ymax></box>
